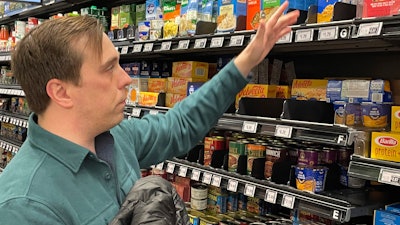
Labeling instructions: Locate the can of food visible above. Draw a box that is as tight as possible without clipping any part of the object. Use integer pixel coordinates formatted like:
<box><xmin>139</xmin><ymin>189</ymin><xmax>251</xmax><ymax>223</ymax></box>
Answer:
<box><xmin>210</xmin><ymin>136</ymin><xmax>227</xmax><ymax>169</ymax></box>
<box><xmin>264</xmin><ymin>146</ymin><xmax>288</xmax><ymax>178</ymax></box>
<box><xmin>337</xmin><ymin>147</ymin><xmax>352</xmax><ymax>166</ymax></box>
<box><xmin>320</xmin><ymin>147</ymin><xmax>337</xmax><ymax>164</ymax></box>
<box><xmin>191</xmin><ymin>198</ymin><xmax>208</xmax><ymax>210</ymax></box>
<box><xmin>246</xmin><ymin>143</ymin><xmax>266</xmax><ymax>176</ymax></box>
<box><xmin>295</xmin><ymin>166</ymin><xmax>328</xmax><ymax>193</ymax></box>
<box><xmin>297</xmin><ymin>148</ymin><xmax>319</xmax><ymax>166</ymax></box>
<box><xmin>191</xmin><ymin>183</ymin><xmax>208</xmax><ymax>199</ymax></box>
<box><xmin>203</xmin><ymin>136</ymin><xmax>213</xmax><ymax>166</ymax></box>
<box><xmin>228</xmin><ymin>140</ymin><xmax>248</xmax><ymax>172</ymax></box>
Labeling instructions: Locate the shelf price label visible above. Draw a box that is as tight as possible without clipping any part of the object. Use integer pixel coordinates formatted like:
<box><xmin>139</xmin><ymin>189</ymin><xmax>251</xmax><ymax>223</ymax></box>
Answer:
<box><xmin>121</xmin><ymin>46</ymin><xmax>129</xmax><ymax>54</ymax></box>
<box><xmin>178</xmin><ymin>166</ymin><xmax>188</xmax><ymax>177</ymax></box>
<box><xmin>264</xmin><ymin>189</ymin><xmax>278</xmax><ymax>204</ymax></box>
<box><xmin>242</xmin><ymin>121</ymin><xmax>258</xmax><ymax>133</ymax></box>
<box><xmin>378</xmin><ymin>169</ymin><xmax>400</xmax><ymax>186</ymax></box>
<box><xmin>244</xmin><ymin>184</ymin><xmax>256</xmax><ymax>197</ymax></box>
<box><xmin>166</xmin><ymin>163</ymin><xmax>176</xmax><ymax>173</ymax></box>
<box><xmin>295</xmin><ymin>29</ymin><xmax>314</xmax><ymax>42</ymax></box>
<box><xmin>132</xmin><ymin>44</ymin><xmax>143</xmax><ymax>53</ymax></box>
<box><xmin>274</xmin><ymin>125</ymin><xmax>293</xmax><ymax>138</ymax></box>
<box><xmin>194</xmin><ymin>38</ymin><xmax>207</xmax><ymax>49</ymax></box>
<box><xmin>191</xmin><ymin>169</ymin><xmax>201</xmax><ymax>181</ymax></box>
<box><xmin>318</xmin><ymin>26</ymin><xmax>338</xmax><ymax>41</ymax></box>
<box><xmin>227</xmin><ymin>179</ymin><xmax>238</xmax><ymax>192</ymax></box>
<box><xmin>115</xmin><ymin>47</ymin><xmax>119</xmax><ymax>52</ymax></box>
<box><xmin>281</xmin><ymin>194</ymin><xmax>295</xmax><ymax>209</ymax></box>
<box><xmin>202</xmin><ymin>172</ymin><xmax>212</xmax><ymax>184</ymax></box>
<box><xmin>357</xmin><ymin>22</ymin><xmax>383</xmax><ymax>37</ymax></box>
<box><xmin>131</xmin><ymin>108</ymin><xmax>141</xmax><ymax>117</ymax></box>
<box><xmin>177</xmin><ymin>40</ymin><xmax>190</xmax><ymax>50</ymax></box>
<box><xmin>211</xmin><ymin>175</ymin><xmax>222</xmax><ymax>187</ymax></box>
<box><xmin>0</xmin><ymin>56</ymin><xmax>5</xmax><ymax>61</ymax></box>
<box><xmin>229</xmin><ymin>35</ymin><xmax>244</xmax><ymax>47</ymax></box>
<box><xmin>250</xmin><ymin>34</ymin><xmax>256</xmax><ymax>40</ymax></box>
<box><xmin>276</xmin><ymin>31</ymin><xmax>293</xmax><ymax>44</ymax></box>
<box><xmin>149</xmin><ymin>110</ymin><xmax>158</xmax><ymax>115</ymax></box>
<box><xmin>210</xmin><ymin>37</ymin><xmax>224</xmax><ymax>48</ymax></box>
<box><xmin>160</xmin><ymin>41</ymin><xmax>172</xmax><ymax>51</ymax></box>
<box><xmin>143</xmin><ymin>43</ymin><xmax>154</xmax><ymax>52</ymax></box>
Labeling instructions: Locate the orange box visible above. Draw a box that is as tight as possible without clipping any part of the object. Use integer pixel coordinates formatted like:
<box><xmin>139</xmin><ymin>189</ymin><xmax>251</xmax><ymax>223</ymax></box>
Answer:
<box><xmin>166</xmin><ymin>93</ymin><xmax>186</xmax><ymax>108</ymax></box>
<box><xmin>246</xmin><ymin>0</ymin><xmax>261</xmax><ymax>30</ymax></box>
<box><xmin>276</xmin><ymin>85</ymin><xmax>291</xmax><ymax>99</ymax></box>
<box><xmin>235</xmin><ymin>84</ymin><xmax>277</xmax><ymax>109</ymax></box>
<box><xmin>167</xmin><ymin>77</ymin><xmax>204</xmax><ymax>94</ymax></box>
<box><xmin>148</xmin><ymin>78</ymin><xmax>167</xmax><ymax>93</ymax></box>
<box><xmin>371</xmin><ymin>131</ymin><xmax>400</xmax><ymax>163</ymax></box>
<box><xmin>139</xmin><ymin>92</ymin><xmax>161</xmax><ymax>107</ymax></box>
<box><xmin>172</xmin><ymin>61</ymin><xmax>209</xmax><ymax>80</ymax></box>
<box><xmin>291</xmin><ymin>79</ymin><xmax>328</xmax><ymax>101</ymax></box>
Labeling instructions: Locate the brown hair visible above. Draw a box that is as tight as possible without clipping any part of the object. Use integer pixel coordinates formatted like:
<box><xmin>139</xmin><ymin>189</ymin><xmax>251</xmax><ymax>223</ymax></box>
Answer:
<box><xmin>12</xmin><ymin>16</ymin><xmax>104</xmax><ymax>114</ymax></box>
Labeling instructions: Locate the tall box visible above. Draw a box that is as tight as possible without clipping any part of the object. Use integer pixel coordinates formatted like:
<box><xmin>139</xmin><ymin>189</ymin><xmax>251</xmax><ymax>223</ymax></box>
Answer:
<box><xmin>217</xmin><ymin>0</ymin><xmax>247</xmax><ymax>32</ymax></box>
<box><xmin>235</xmin><ymin>84</ymin><xmax>277</xmax><ymax>109</ymax></box>
<box><xmin>371</xmin><ymin>131</ymin><xmax>400</xmax><ymax>163</ymax></box>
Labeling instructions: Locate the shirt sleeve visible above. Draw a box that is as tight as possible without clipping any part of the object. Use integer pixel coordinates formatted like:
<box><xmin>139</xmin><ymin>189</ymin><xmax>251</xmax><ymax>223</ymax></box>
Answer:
<box><xmin>115</xmin><ymin>60</ymin><xmax>249</xmax><ymax>169</ymax></box>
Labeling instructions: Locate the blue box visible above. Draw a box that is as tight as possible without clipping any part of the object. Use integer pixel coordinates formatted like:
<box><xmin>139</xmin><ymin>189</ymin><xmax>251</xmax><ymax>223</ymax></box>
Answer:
<box><xmin>374</xmin><ymin>210</ymin><xmax>400</xmax><ymax>225</ymax></box>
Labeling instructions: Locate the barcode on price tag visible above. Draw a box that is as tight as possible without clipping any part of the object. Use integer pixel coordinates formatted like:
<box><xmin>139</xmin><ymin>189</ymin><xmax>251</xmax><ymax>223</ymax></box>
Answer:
<box><xmin>276</xmin><ymin>31</ymin><xmax>293</xmax><ymax>44</ymax></box>
<box><xmin>178</xmin><ymin>40</ymin><xmax>190</xmax><ymax>49</ymax></box>
<box><xmin>166</xmin><ymin>163</ymin><xmax>175</xmax><ymax>173</ymax></box>
<box><xmin>202</xmin><ymin>172</ymin><xmax>212</xmax><ymax>184</ymax></box>
<box><xmin>121</xmin><ymin>46</ymin><xmax>129</xmax><ymax>54</ymax></box>
<box><xmin>132</xmin><ymin>44</ymin><xmax>143</xmax><ymax>53</ymax></box>
<box><xmin>244</xmin><ymin>184</ymin><xmax>256</xmax><ymax>197</ymax></box>
<box><xmin>274</xmin><ymin>125</ymin><xmax>293</xmax><ymax>138</ymax></box>
<box><xmin>178</xmin><ymin>166</ymin><xmax>188</xmax><ymax>177</ymax></box>
<box><xmin>143</xmin><ymin>43</ymin><xmax>154</xmax><ymax>52</ymax></box>
<box><xmin>131</xmin><ymin>108</ymin><xmax>141</xmax><ymax>117</ymax></box>
<box><xmin>295</xmin><ymin>29</ymin><xmax>314</xmax><ymax>42</ymax></box>
<box><xmin>211</xmin><ymin>175</ymin><xmax>222</xmax><ymax>187</ymax></box>
<box><xmin>191</xmin><ymin>169</ymin><xmax>201</xmax><ymax>181</ymax></box>
<box><xmin>210</xmin><ymin>37</ymin><xmax>224</xmax><ymax>48</ymax></box>
<box><xmin>160</xmin><ymin>41</ymin><xmax>172</xmax><ymax>51</ymax></box>
<box><xmin>242</xmin><ymin>121</ymin><xmax>258</xmax><ymax>133</ymax></box>
<box><xmin>264</xmin><ymin>189</ymin><xmax>278</xmax><ymax>204</ymax></box>
<box><xmin>378</xmin><ymin>169</ymin><xmax>400</xmax><ymax>186</ymax></box>
<box><xmin>318</xmin><ymin>26</ymin><xmax>338</xmax><ymax>41</ymax></box>
<box><xmin>194</xmin><ymin>38</ymin><xmax>207</xmax><ymax>49</ymax></box>
<box><xmin>227</xmin><ymin>179</ymin><xmax>238</xmax><ymax>192</ymax></box>
<box><xmin>357</xmin><ymin>22</ymin><xmax>382</xmax><ymax>37</ymax></box>
<box><xmin>281</xmin><ymin>194</ymin><xmax>295</xmax><ymax>209</ymax></box>
<box><xmin>229</xmin><ymin>35</ymin><xmax>244</xmax><ymax>47</ymax></box>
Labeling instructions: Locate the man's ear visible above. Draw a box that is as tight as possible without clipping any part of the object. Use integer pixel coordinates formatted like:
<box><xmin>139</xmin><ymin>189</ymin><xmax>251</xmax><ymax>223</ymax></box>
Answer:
<box><xmin>46</xmin><ymin>78</ymin><xmax>73</xmax><ymax>109</ymax></box>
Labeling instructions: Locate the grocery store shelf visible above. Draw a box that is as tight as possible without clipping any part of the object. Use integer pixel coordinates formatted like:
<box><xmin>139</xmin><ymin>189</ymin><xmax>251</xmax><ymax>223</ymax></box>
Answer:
<box><xmin>0</xmin><ymin>137</ymin><xmax>23</xmax><ymax>153</ymax></box>
<box><xmin>349</xmin><ymin>155</ymin><xmax>400</xmax><ymax>186</ymax></box>
<box><xmin>160</xmin><ymin>158</ymin><xmax>388</xmax><ymax>223</ymax></box>
<box><xmin>0</xmin><ymin>86</ymin><xmax>24</xmax><ymax>96</ymax></box>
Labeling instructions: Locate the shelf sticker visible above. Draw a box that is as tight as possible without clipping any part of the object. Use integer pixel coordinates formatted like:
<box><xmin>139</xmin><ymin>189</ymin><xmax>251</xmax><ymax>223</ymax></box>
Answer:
<box><xmin>166</xmin><ymin>163</ymin><xmax>176</xmax><ymax>173</ymax></box>
<box><xmin>276</xmin><ymin>31</ymin><xmax>293</xmax><ymax>44</ymax></box>
<box><xmin>378</xmin><ymin>169</ymin><xmax>400</xmax><ymax>186</ymax></box>
<box><xmin>178</xmin><ymin>40</ymin><xmax>190</xmax><ymax>50</ymax></box>
<box><xmin>244</xmin><ymin>184</ymin><xmax>256</xmax><ymax>197</ymax></box>
<box><xmin>131</xmin><ymin>108</ymin><xmax>141</xmax><ymax>117</ymax></box>
<box><xmin>23</xmin><ymin>121</ymin><xmax>28</xmax><ymax>128</ymax></box>
<box><xmin>211</xmin><ymin>175</ymin><xmax>222</xmax><ymax>187</ymax></box>
<box><xmin>295</xmin><ymin>29</ymin><xmax>314</xmax><ymax>42</ymax></box>
<box><xmin>229</xmin><ymin>35</ymin><xmax>244</xmax><ymax>47</ymax></box>
<box><xmin>132</xmin><ymin>44</ymin><xmax>143</xmax><ymax>53</ymax></box>
<box><xmin>274</xmin><ymin>125</ymin><xmax>293</xmax><ymax>138</ymax></box>
<box><xmin>121</xmin><ymin>46</ymin><xmax>129</xmax><ymax>54</ymax></box>
<box><xmin>155</xmin><ymin>161</ymin><xmax>164</xmax><ymax>170</ymax></box>
<box><xmin>281</xmin><ymin>194</ymin><xmax>295</xmax><ymax>209</ymax></box>
<box><xmin>202</xmin><ymin>172</ymin><xmax>212</xmax><ymax>184</ymax></box>
<box><xmin>332</xmin><ymin>210</ymin><xmax>341</xmax><ymax>220</ymax></box>
<box><xmin>0</xmin><ymin>56</ymin><xmax>5</xmax><ymax>61</ymax></box>
<box><xmin>178</xmin><ymin>166</ymin><xmax>188</xmax><ymax>177</ymax></box>
<box><xmin>318</xmin><ymin>26</ymin><xmax>338</xmax><ymax>41</ymax></box>
<box><xmin>210</xmin><ymin>37</ymin><xmax>224</xmax><ymax>48</ymax></box>
<box><xmin>194</xmin><ymin>38</ymin><xmax>207</xmax><ymax>49</ymax></box>
<box><xmin>143</xmin><ymin>43</ymin><xmax>154</xmax><ymax>52</ymax></box>
<box><xmin>227</xmin><ymin>179</ymin><xmax>238</xmax><ymax>192</ymax></box>
<box><xmin>357</xmin><ymin>22</ymin><xmax>383</xmax><ymax>37</ymax></box>
<box><xmin>191</xmin><ymin>169</ymin><xmax>201</xmax><ymax>181</ymax></box>
<box><xmin>242</xmin><ymin>121</ymin><xmax>258</xmax><ymax>133</ymax></box>
<box><xmin>264</xmin><ymin>189</ymin><xmax>278</xmax><ymax>204</ymax></box>
<box><xmin>115</xmin><ymin>47</ymin><xmax>119</xmax><ymax>52</ymax></box>
<box><xmin>149</xmin><ymin>110</ymin><xmax>158</xmax><ymax>115</ymax></box>
<box><xmin>160</xmin><ymin>41</ymin><xmax>172</xmax><ymax>51</ymax></box>
<box><xmin>6</xmin><ymin>55</ymin><xmax>11</xmax><ymax>61</ymax></box>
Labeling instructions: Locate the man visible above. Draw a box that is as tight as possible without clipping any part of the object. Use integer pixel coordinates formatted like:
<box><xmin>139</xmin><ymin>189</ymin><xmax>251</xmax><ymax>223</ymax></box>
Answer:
<box><xmin>0</xmin><ymin>2</ymin><xmax>298</xmax><ymax>224</ymax></box>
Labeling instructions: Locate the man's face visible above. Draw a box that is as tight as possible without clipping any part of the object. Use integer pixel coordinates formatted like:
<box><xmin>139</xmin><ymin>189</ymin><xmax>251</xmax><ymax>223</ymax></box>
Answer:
<box><xmin>71</xmin><ymin>34</ymin><xmax>132</xmax><ymax>133</ymax></box>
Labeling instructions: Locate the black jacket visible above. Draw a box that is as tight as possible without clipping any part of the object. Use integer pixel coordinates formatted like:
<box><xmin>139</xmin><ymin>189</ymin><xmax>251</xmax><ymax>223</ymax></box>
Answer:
<box><xmin>109</xmin><ymin>175</ymin><xmax>191</xmax><ymax>225</ymax></box>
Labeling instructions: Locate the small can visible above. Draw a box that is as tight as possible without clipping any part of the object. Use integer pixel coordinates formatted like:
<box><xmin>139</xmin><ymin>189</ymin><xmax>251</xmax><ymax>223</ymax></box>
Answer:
<box><xmin>228</xmin><ymin>140</ymin><xmax>248</xmax><ymax>172</ymax></box>
<box><xmin>246</xmin><ymin>143</ymin><xmax>266</xmax><ymax>176</ymax></box>
<box><xmin>337</xmin><ymin>147</ymin><xmax>352</xmax><ymax>166</ymax></box>
<box><xmin>320</xmin><ymin>147</ymin><xmax>337</xmax><ymax>164</ymax></box>
<box><xmin>203</xmin><ymin>136</ymin><xmax>213</xmax><ymax>166</ymax></box>
<box><xmin>191</xmin><ymin>183</ymin><xmax>208</xmax><ymax>199</ymax></box>
<box><xmin>297</xmin><ymin>148</ymin><xmax>319</xmax><ymax>166</ymax></box>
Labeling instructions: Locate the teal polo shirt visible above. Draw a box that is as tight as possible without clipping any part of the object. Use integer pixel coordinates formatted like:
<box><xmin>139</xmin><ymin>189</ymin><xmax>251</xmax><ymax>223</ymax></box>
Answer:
<box><xmin>0</xmin><ymin>61</ymin><xmax>248</xmax><ymax>225</ymax></box>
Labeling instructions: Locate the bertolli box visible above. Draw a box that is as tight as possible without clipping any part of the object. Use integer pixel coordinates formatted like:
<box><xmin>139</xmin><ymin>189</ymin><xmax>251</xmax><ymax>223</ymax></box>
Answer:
<box><xmin>371</xmin><ymin>131</ymin><xmax>400</xmax><ymax>163</ymax></box>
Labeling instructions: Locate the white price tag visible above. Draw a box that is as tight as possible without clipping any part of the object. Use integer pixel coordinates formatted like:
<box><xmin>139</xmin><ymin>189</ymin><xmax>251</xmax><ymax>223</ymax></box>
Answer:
<box><xmin>160</xmin><ymin>41</ymin><xmax>172</xmax><ymax>51</ymax></box>
<box><xmin>132</xmin><ymin>44</ymin><xmax>143</xmax><ymax>53</ymax></box>
<box><xmin>242</xmin><ymin>121</ymin><xmax>258</xmax><ymax>133</ymax></box>
<box><xmin>229</xmin><ymin>35</ymin><xmax>244</xmax><ymax>47</ymax></box>
<box><xmin>21</xmin><ymin>90</ymin><xmax>25</xmax><ymax>96</ymax></box>
<box><xmin>318</xmin><ymin>26</ymin><xmax>338</xmax><ymax>41</ymax></box>
<box><xmin>0</xmin><ymin>56</ymin><xmax>5</xmax><ymax>61</ymax></box>
<box><xmin>281</xmin><ymin>194</ymin><xmax>295</xmax><ymax>209</ymax></box>
<box><xmin>211</xmin><ymin>175</ymin><xmax>222</xmax><ymax>187</ymax></box>
<box><xmin>295</xmin><ymin>29</ymin><xmax>314</xmax><ymax>42</ymax></box>
<box><xmin>6</xmin><ymin>55</ymin><xmax>11</xmax><ymax>61</ymax></box>
<box><xmin>264</xmin><ymin>189</ymin><xmax>278</xmax><ymax>204</ymax></box>
<box><xmin>12</xmin><ymin>89</ymin><xmax>17</xmax><ymax>95</ymax></box>
<box><xmin>115</xmin><ymin>47</ymin><xmax>119</xmax><ymax>52</ymax></box>
<box><xmin>378</xmin><ymin>169</ymin><xmax>400</xmax><ymax>186</ymax></box>
<box><xmin>244</xmin><ymin>184</ymin><xmax>256</xmax><ymax>197</ymax></box>
<box><xmin>156</xmin><ymin>162</ymin><xmax>164</xmax><ymax>170</ymax></box>
<box><xmin>131</xmin><ymin>108</ymin><xmax>141</xmax><ymax>117</ymax></box>
<box><xmin>227</xmin><ymin>179</ymin><xmax>238</xmax><ymax>192</ymax></box>
<box><xmin>210</xmin><ymin>37</ymin><xmax>224</xmax><ymax>48</ymax></box>
<box><xmin>149</xmin><ymin>110</ymin><xmax>158</xmax><ymax>115</ymax></box>
<box><xmin>143</xmin><ymin>43</ymin><xmax>154</xmax><ymax>52</ymax></box>
<box><xmin>274</xmin><ymin>125</ymin><xmax>293</xmax><ymax>138</ymax></box>
<box><xmin>18</xmin><ymin>90</ymin><xmax>24</xmax><ymax>96</ymax></box>
<box><xmin>357</xmin><ymin>22</ymin><xmax>382</xmax><ymax>37</ymax></box>
<box><xmin>23</xmin><ymin>121</ymin><xmax>28</xmax><ymax>128</ymax></box>
<box><xmin>0</xmin><ymin>89</ymin><xmax>4</xmax><ymax>94</ymax></box>
<box><xmin>6</xmin><ymin>89</ymin><xmax>11</xmax><ymax>95</ymax></box>
<box><xmin>276</xmin><ymin>31</ymin><xmax>293</xmax><ymax>44</ymax></box>
<box><xmin>202</xmin><ymin>172</ymin><xmax>212</xmax><ymax>184</ymax></box>
<box><xmin>178</xmin><ymin>40</ymin><xmax>190</xmax><ymax>50</ymax></box>
<box><xmin>166</xmin><ymin>163</ymin><xmax>176</xmax><ymax>173</ymax></box>
<box><xmin>178</xmin><ymin>166</ymin><xmax>188</xmax><ymax>177</ymax></box>
<box><xmin>121</xmin><ymin>46</ymin><xmax>129</xmax><ymax>54</ymax></box>
<box><xmin>194</xmin><ymin>38</ymin><xmax>207</xmax><ymax>49</ymax></box>
<box><xmin>191</xmin><ymin>169</ymin><xmax>201</xmax><ymax>181</ymax></box>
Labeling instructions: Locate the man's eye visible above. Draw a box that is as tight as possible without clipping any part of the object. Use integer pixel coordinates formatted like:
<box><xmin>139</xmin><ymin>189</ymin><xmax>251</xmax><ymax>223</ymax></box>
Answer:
<box><xmin>107</xmin><ymin>65</ymin><xmax>115</xmax><ymax>71</ymax></box>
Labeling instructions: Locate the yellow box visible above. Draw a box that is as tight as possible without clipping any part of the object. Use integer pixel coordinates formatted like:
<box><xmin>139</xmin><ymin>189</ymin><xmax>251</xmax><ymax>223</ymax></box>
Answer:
<box><xmin>276</xmin><ymin>85</ymin><xmax>290</xmax><ymax>99</ymax></box>
<box><xmin>291</xmin><ymin>79</ymin><xmax>328</xmax><ymax>101</ymax></box>
<box><xmin>235</xmin><ymin>84</ymin><xmax>277</xmax><ymax>109</ymax></box>
<box><xmin>148</xmin><ymin>78</ymin><xmax>167</xmax><ymax>93</ymax></box>
<box><xmin>167</xmin><ymin>77</ymin><xmax>204</xmax><ymax>94</ymax></box>
<box><xmin>172</xmin><ymin>61</ymin><xmax>209</xmax><ymax>80</ymax></box>
<box><xmin>166</xmin><ymin>93</ymin><xmax>186</xmax><ymax>108</ymax></box>
<box><xmin>139</xmin><ymin>92</ymin><xmax>161</xmax><ymax>107</ymax></box>
<box><xmin>391</xmin><ymin>106</ymin><xmax>400</xmax><ymax>132</ymax></box>
<box><xmin>371</xmin><ymin>131</ymin><xmax>400</xmax><ymax>163</ymax></box>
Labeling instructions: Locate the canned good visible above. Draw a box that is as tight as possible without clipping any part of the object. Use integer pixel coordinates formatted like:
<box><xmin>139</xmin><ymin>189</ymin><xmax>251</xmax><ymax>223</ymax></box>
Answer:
<box><xmin>297</xmin><ymin>148</ymin><xmax>319</xmax><ymax>166</ymax></box>
<box><xmin>246</xmin><ymin>143</ymin><xmax>266</xmax><ymax>176</ymax></box>
<box><xmin>191</xmin><ymin>183</ymin><xmax>208</xmax><ymax>199</ymax></box>
<box><xmin>295</xmin><ymin>166</ymin><xmax>328</xmax><ymax>193</ymax></box>
<box><xmin>228</xmin><ymin>140</ymin><xmax>247</xmax><ymax>172</ymax></box>
<box><xmin>210</xmin><ymin>136</ymin><xmax>227</xmax><ymax>169</ymax></box>
<box><xmin>264</xmin><ymin>146</ymin><xmax>288</xmax><ymax>178</ymax></box>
